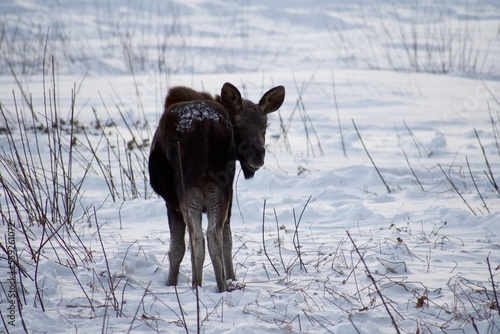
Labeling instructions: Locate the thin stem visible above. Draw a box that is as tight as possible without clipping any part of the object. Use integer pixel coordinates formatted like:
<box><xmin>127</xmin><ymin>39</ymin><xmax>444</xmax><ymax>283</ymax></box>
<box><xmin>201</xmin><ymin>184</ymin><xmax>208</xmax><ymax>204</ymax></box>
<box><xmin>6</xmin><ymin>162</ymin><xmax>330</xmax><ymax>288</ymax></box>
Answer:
<box><xmin>474</xmin><ymin>128</ymin><xmax>499</xmax><ymax>195</ymax></box>
<box><xmin>438</xmin><ymin>163</ymin><xmax>476</xmax><ymax>216</ymax></box>
<box><xmin>466</xmin><ymin>157</ymin><xmax>489</xmax><ymax>214</ymax></box>
<box><xmin>487</xmin><ymin>255</ymin><xmax>500</xmax><ymax>317</ymax></box>
<box><xmin>332</xmin><ymin>70</ymin><xmax>347</xmax><ymax>158</ymax></box>
<box><xmin>352</xmin><ymin>119</ymin><xmax>391</xmax><ymax>193</ymax></box>
<box><xmin>402</xmin><ymin>149</ymin><xmax>425</xmax><ymax>191</ymax></box>
<box><xmin>347</xmin><ymin>231</ymin><xmax>401</xmax><ymax>334</ymax></box>
<box><xmin>262</xmin><ymin>199</ymin><xmax>280</xmax><ymax>276</ymax></box>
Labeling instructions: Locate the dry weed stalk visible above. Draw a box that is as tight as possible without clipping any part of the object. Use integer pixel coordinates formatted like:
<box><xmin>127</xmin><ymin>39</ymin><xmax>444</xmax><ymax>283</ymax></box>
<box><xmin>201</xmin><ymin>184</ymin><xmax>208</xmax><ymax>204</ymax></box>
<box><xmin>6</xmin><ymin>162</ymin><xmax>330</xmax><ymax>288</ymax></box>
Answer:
<box><xmin>352</xmin><ymin>119</ymin><xmax>391</xmax><ymax>193</ymax></box>
<box><xmin>347</xmin><ymin>231</ymin><xmax>401</xmax><ymax>334</ymax></box>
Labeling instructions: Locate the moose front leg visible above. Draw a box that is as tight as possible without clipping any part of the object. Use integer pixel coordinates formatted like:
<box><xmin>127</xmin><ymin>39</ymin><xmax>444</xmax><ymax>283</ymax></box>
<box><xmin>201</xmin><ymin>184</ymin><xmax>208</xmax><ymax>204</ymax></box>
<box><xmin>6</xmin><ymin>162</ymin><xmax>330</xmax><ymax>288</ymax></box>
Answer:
<box><xmin>222</xmin><ymin>188</ymin><xmax>235</xmax><ymax>282</ymax></box>
<box><xmin>222</xmin><ymin>217</ymin><xmax>235</xmax><ymax>281</ymax></box>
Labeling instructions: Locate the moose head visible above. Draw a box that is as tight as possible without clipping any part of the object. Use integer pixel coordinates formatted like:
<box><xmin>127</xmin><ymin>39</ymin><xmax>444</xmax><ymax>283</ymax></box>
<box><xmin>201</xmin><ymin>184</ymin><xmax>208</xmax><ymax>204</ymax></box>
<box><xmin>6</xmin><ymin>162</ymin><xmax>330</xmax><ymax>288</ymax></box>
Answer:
<box><xmin>219</xmin><ymin>83</ymin><xmax>285</xmax><ymax>179</ymax></box>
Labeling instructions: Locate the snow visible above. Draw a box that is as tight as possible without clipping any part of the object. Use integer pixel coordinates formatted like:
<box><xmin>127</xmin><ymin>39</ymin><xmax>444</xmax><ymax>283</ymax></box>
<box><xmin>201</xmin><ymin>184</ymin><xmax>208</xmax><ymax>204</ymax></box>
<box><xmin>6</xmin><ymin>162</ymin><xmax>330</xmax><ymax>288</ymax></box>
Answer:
<box><xmin>173</xmin><ymin>102</ymin><xmax>222</xmax><ymax>133</ymax></box>
<box><xmin>1</xmin><ymin>0</ymin><xmax>500</xmax><ymax>333</ymax></box>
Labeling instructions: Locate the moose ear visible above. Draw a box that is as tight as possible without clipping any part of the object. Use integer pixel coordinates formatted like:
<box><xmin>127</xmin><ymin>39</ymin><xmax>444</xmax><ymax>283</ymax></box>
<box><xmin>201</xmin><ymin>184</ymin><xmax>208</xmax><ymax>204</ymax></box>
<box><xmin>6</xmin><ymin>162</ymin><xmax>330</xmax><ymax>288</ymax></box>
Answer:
<box><xmin>259</xmin><ymin>86</ymin><xmax>285</xmax><ymax>114</ymax></box>
<box><xmin>221</xmin><ymin>82</ymin><xmax>242</xmax><ymax>113</ymax></box>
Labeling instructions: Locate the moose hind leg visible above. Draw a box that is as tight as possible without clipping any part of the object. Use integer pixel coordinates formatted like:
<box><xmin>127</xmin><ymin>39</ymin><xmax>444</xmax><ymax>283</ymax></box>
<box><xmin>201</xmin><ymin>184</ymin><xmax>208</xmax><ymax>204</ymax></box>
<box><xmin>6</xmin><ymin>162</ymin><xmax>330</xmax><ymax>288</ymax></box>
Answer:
<box><xmin>166</xmin><ymin>207</ymin><xmax>186</xmax><ymax>286</ymax></box>
<box><xmin>182</xmin><ymin>190</ymin><xmax>205</xmax><ymax>288</ymax></box>
<box><xmin>206</xmin><ymin>187</ymin><xmax>230</xmax><ymax>292</ymax></box>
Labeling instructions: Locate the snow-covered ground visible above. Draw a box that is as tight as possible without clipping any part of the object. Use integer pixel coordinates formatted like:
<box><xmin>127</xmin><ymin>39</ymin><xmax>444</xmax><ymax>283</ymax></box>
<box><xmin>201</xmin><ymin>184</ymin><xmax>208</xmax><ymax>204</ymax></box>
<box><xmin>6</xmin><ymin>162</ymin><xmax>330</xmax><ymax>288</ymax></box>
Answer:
<box><xmin>1</xmin><ymin>1</ymin><xmax>500</xmax><ymax>333</ymax></box>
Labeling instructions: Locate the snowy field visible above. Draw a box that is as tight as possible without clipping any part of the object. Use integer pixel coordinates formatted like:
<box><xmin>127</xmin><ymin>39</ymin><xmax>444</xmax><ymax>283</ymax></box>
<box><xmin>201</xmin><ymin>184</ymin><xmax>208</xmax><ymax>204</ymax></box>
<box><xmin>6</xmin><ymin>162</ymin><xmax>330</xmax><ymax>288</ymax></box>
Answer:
<box><xmin>1</xmin><ymin>0</ymin><xmax>500</xmax><ymax>333</ymax></box>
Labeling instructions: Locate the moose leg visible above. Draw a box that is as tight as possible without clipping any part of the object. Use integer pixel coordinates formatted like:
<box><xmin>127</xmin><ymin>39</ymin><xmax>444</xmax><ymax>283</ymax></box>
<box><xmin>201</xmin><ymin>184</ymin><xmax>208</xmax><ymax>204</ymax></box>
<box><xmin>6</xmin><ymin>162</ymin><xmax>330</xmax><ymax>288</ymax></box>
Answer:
<box><xmin>207</xmin><ymin>187</ymin><xmax>230</xmax><ymax>292</ymax></box>
<box><xmin>222</xmin><ymin>218</ymin><xmax>235</xmax><ymax>281</ymax></box>
<box><xmin>223</xmin><ymin>190</ymin><xmax>235</xmax><ymax>281</ymax></box>
<box><xmin>166</xmin><ymin>206</ymin><xmax>186</xmax><ymax>286</ymax></box>
<box><xmin>182</xmin><ymin>190</ymin><xmax>205</xmax><ymax>288</ymax></box>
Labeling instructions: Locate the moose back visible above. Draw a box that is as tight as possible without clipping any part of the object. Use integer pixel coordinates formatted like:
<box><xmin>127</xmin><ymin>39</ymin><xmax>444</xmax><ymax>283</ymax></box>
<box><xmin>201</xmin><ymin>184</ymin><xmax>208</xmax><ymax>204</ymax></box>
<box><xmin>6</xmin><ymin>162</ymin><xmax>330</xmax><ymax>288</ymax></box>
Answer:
<box><xmin>149</xmin><ymin>82</ymin><xmax>285</xmax><ymax>292</ymax></box>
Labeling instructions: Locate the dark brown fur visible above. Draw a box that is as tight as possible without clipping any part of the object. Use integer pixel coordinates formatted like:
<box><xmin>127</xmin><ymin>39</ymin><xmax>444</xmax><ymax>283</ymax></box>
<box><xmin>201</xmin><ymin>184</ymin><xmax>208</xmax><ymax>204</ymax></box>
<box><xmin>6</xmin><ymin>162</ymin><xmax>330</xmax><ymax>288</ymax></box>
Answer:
<box><xmin>164</xmin><ymin>87</ymin><xmax>214</xmax><ymax>110</ymax></box>
<box><xmin>149</xmin><ymin>83</ymin><xmax>285</xmax><ymax>292</ymax></box>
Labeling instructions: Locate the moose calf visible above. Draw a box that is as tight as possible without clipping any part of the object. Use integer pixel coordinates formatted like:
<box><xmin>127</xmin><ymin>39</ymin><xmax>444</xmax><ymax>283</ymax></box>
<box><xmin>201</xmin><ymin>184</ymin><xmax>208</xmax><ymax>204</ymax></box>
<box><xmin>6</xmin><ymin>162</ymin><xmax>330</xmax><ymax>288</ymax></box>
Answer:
<box><xmin>149</xmin><ymin>82</ymin><xmax>285</xmax><ymax>292</ymax></box>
